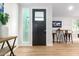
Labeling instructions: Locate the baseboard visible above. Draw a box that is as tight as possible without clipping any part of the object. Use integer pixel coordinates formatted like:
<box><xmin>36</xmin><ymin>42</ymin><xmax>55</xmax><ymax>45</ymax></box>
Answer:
<box><xmin>47</xmin><ymin>43</ymin><xmax>53</xmax><ymax>46</ymax></box>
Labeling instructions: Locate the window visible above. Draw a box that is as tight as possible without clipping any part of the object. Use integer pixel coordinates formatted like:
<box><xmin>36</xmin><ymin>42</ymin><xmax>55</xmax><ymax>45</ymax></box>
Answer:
<box><xmin>35</xmin><ymin>11</ymin><xmax>44</xmax><ymax>21</ymax></box>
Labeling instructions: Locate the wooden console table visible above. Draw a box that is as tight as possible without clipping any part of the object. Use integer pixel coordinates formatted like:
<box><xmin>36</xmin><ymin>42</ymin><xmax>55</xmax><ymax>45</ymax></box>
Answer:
<box><xmin>0</xmin><ymin>36</ymin><xmax>17</xmax><ymax>56</ymax></box>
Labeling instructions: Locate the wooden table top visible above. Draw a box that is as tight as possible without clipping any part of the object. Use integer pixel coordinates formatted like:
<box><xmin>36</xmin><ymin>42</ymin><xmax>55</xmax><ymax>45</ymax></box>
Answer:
<box><xmin>52</xmin><ymin>30</ymin><xmax>73</xmax><ymax>33</ymax></box>
<box><xmin>0</xmin><ymin>36</ymin><xmax>17</xmax><ymax>43</ymax></box>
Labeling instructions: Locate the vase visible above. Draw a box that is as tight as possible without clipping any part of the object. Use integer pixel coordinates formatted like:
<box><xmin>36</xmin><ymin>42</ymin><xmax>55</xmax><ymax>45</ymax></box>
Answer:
<box><xmin>0</xmin><ymin>24</ymin><xmax>8</xmax><ymax>37</ymax></box>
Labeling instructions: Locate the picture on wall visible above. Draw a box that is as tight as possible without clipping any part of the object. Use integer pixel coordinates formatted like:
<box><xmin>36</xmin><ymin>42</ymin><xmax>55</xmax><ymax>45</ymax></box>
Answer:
<box><xmin>52</xmin><ymin>21</ymin><xmax>62</xmax><ymax>27</ymax></box>
<box><xmin>0</xmin><ymin>3</ymin><xmax>4</xmax><ymax>12</ymax></box>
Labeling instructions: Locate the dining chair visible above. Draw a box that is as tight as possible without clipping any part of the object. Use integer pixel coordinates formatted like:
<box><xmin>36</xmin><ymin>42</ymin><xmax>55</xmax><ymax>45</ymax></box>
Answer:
<box><xmin>56</xmin><ymin>29</ymin><xmax>64</xmax><ymax>43</ymax></box>
<box><xmin>64</xmin><ymin>30</ymin><xmax>73</xmax><ymax>43</ymax></box>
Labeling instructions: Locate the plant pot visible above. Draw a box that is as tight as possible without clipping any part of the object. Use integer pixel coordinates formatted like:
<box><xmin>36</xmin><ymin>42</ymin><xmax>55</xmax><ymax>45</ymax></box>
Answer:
<box><xmin>0</xmin><ymin>25</ymin><xmax>8</xmax><ymax>37</ymax></box>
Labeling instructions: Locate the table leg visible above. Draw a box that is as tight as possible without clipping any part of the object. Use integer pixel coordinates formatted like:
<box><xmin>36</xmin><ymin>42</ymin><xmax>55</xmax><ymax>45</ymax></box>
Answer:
<box><xmin>68</xmin><ymin>34</ymin><xmax>70</xmax><ymax>42</ymax></box>
<box><xmin>53</xmin><ymin>34</ymin><xmax>55</xmax><ymax>43</ymax></box>
<box><xmin>6</xmin><ymin>41</ymin><xmax>15</xmax><ymax>56</ymax></box>
<box><xmin>10</xmin><ymin>38</ymin><xmax>16</xmax><ymax>56</ymax></box>
<box><xmin>56</xmin><ymin>34</ymin><xmax>58</xmax><ymax>43</ymax></box>
<box><xmin>71</xmin><ymin>34</ymin><xmax>73</xmax><ymax>43</ymax></box>
<box><xmin>65</xmin><ymin>34</ymin><xmax>67</xmax><ymax>43</ymax></box>
<box><xmin>1</xmin><ymin>42</ymin><xmax>5</xmax><ymax>49</ymax></box>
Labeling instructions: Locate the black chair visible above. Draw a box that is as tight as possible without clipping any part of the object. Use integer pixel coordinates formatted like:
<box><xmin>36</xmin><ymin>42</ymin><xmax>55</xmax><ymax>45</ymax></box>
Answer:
<box><xmin>64</xmin><ymin>30</ymin><xmax>73</xmax><ymax>43</ymax></box>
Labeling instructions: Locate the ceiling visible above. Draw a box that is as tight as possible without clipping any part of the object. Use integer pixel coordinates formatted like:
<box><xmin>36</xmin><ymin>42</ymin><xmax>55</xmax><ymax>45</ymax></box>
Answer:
<box><xmin>53</xmin><ymin>3</ymin><xmax>79</xmax><ymax>17</ymax></box>
<box><xmin>19</xmin><ymin>3</ymin><xmax>79</xmax><ymax>17</ymax></box>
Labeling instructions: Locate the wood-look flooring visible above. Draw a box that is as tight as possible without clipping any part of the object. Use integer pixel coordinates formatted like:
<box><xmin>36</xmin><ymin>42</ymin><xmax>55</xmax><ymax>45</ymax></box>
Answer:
<box><xmin>14</xmin><ymin>43</ymin><xmax>79</xmax><ymax>56</ymax></box>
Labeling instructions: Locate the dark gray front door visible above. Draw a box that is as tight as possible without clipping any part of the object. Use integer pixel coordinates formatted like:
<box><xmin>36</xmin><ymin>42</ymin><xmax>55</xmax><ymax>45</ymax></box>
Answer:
<box><xmin>32</xmin><ymin>9</ymin><xmax>46</xmax><ymax>46</ymax></box>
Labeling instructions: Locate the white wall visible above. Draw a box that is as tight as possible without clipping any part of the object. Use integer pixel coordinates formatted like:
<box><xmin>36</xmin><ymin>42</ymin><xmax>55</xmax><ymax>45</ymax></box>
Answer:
<box><xmin>18</xmin><ymin>3</ymin><xmax>53</xmax><ymax>46</ymax></box>
<box><xmin>4</xmin><ymin>3</ymin><xmax>18</xmax><ymax>45</ymax></box>
<box><xmin>53</xmin><ymin>17</ymin><xmax>79</xmax><ymax>43</ymax></box>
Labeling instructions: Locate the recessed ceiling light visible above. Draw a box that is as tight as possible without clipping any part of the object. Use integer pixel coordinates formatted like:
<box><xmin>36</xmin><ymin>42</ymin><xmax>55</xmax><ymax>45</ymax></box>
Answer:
<box><xmin>68</xmin><ymin>5</ymin><xmax>74</xmax><ymax>11</ymax></box>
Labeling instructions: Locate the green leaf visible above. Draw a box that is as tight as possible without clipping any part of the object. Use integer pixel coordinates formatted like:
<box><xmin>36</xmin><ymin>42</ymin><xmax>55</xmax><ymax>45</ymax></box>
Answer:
<box><xmin>0</xmin><ymin>12</ymin><xmax>9</xmax><ymax>25</ymax></box>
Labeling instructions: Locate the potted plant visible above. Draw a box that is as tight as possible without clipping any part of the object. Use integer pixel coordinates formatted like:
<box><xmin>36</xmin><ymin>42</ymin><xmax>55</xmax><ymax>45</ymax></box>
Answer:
<box><xmin>0</xmin><ymin>12</ymin><xmax>9</xmax><ymax>37</ymax></box>
<box><xmin>0</xmin><ymin>12</ymin><xmax>9</xmax><ymax>25</ymax></box>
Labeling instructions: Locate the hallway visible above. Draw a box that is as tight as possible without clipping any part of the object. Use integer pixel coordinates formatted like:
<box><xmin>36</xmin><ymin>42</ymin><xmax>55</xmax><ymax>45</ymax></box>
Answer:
<box><xmin>14</xmin><ymin>43</ymin><xmax>79</xmax><ymax>56</ymax></box>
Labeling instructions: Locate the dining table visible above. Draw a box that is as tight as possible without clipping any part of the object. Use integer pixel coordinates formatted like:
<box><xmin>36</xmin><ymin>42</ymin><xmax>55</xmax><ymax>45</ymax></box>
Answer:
<box><xmin>52</xmin><ymin>29</ymin><xmax>73</xmax><ymax>43</ymax></box>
